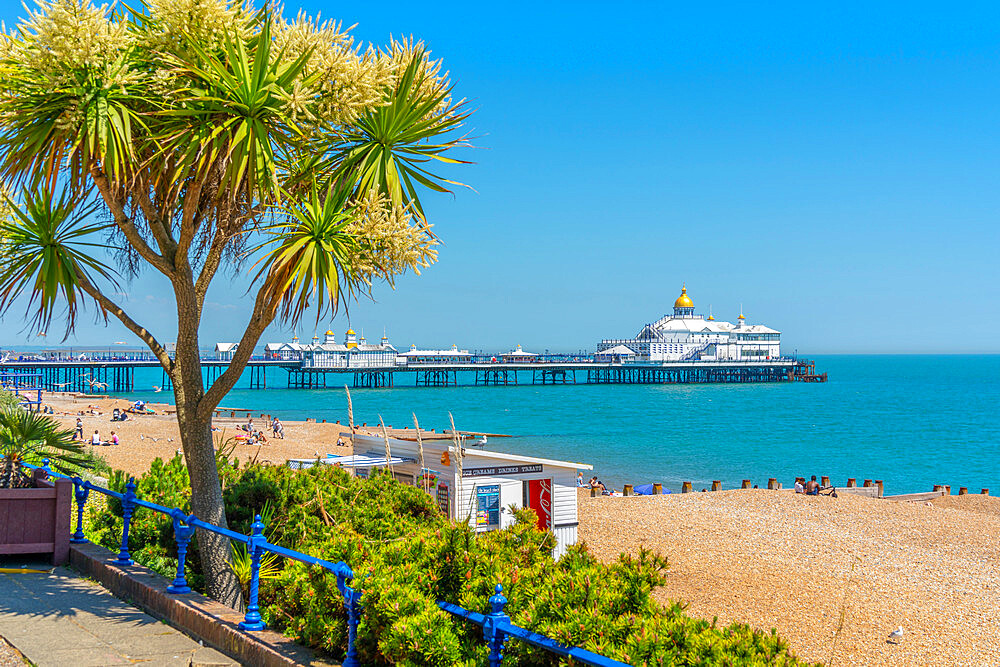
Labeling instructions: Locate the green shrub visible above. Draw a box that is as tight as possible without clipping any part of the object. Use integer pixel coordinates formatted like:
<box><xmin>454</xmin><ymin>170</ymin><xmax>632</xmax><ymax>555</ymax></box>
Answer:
<box><xmin>85</xmin><ymin>457</ymin><xmax>811</xmax><ymax>666</ymax></box>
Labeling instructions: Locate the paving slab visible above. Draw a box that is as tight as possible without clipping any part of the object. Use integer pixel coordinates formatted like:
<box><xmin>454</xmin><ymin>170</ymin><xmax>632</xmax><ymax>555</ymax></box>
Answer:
<box><xmin>0</xmin><ymin>564</ymin><xmax>238</xmax><ymax>667</ymax></box>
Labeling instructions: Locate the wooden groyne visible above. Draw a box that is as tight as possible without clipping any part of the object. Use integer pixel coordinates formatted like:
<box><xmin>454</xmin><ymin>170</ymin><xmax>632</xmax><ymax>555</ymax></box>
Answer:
<box><xmin>598</xmin><ymin>476</ymin><xmax>992</xmax><ymax>499</ymax></box>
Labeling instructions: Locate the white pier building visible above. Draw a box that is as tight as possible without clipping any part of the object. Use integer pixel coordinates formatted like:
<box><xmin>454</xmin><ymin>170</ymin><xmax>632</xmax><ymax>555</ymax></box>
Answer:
<box><xmin>265</xmin><ymin>329</ymin><xmax>398</xmax><ymax>368</ymax></box>
<box><xmin>597</xmin><ymin>286</ymin><xmax>781</xmax><ymax>362</ymax></box>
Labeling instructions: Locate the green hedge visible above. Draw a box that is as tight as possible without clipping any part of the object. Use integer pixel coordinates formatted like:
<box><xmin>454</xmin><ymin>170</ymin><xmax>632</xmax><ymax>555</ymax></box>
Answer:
<box><xmin>84</xmin><ymin>456</ymin><xmax>811</xmax><ymax>666</ymax></box>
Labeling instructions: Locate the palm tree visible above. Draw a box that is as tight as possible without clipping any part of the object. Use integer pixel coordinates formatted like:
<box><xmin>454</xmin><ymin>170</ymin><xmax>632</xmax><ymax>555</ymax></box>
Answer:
<box><xmin>0</xmin><ymin>0</ymin><xmax>472</xmax><ymax>605</ymax></box>
<box><xmin>0</xmin><ymin>407</ymin><xmax>89</xmax><ymax>488</ymax></box>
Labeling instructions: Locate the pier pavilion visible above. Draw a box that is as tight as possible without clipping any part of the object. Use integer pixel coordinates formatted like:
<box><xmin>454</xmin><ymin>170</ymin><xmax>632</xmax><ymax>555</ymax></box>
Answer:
<box><xmin>597</xmin><ymin>285</ymin><xmax>781</xmax><ymax>362</ymax></box>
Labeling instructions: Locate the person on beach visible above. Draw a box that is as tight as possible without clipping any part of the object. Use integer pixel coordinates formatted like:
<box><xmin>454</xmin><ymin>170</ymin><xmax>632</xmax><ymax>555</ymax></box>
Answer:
<box><xmin>75</xmin><ymin>418</ymin><xmax>83</xmax><ymax>440</ymax></box>
<box><xmin>794</xmin><ymin>478</ymin><xmax>805</xmax><ymax>493</ymax></box>
<box><xmin>577</xmin><ymin>472</ymin><xmax>585</xmax><ymax>487</ymax></box>
<box><xmin>589</xmin><ymin>476</ymin><xmax>608</xmax><ymax>494</ymax></box>
<box><xmin>91</xmin><ymin>429</ymin><xmax>102</xmax><ymax>446</ymax></box>
<box><xmin>110</xmin><ymin>431</ymin><xmax>119</xmax><ymax>446</ymax></box>
<box><xmin>805</xmin><ymin>475</ymin><xmax>820</xmax><ymax>495</ymax></box>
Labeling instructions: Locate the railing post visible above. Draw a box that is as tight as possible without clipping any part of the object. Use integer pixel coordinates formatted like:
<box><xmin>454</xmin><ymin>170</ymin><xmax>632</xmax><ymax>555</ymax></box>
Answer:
<box><xmin>70</xmin><ymin>477</ymin><xmax>90</xmax><ymax>543</ymax></box>
<box><xmin>112</xmin><ymin>478</ymin><xmax>137</xmax><ymax>566</ymax></box>
<box><xmin>483</xmin><ymin>584</ymin><xmax>510</xmax><ymax>667</ymax></box>
<box><xmin>166</xmin><ymin>510</ymin><xmax>196</xmax><ymax>594</ymax></box>
<box><xmin>238</xmin><ymin>515</ymin><xmax>267</xmax><ymax>631</ymax></box>
<box><xmin>336</xmin><ymin>565</ymin><xmax>362</xmax><ymax>667</ymax></box>
<box><xmin>40</xmin><ymin>458</ymin><xmax>53</xmax><ymax>475</ymax></box>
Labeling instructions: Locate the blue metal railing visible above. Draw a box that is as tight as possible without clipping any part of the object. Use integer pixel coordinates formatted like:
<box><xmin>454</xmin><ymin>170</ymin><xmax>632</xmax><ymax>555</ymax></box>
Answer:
<box><xmin>438</xmin><ymin>585</ymin><xmax>630</xmax><ymax>667</ymax></box>
<box><xmin>23</xmin><ymin>460</ymin><xmax>364</xmax><ymax>667</ymax></box>
<box><xmin>22</xmin><ymin>460</ymin><xmax>630</xmax><ymax>667</ymax></box>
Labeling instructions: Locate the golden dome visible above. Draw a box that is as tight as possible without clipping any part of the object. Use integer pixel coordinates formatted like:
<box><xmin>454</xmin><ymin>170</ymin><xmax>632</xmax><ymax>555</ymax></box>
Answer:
<box><xmin>737</xmin><ymin>313</ymin><xmax>745</xmax><ymax>320</ymax></box>
<box><xmin>674</xmin><ymin>285</ymin><xmax>694</xmax><ymax>309</ymax></box>
<box><xmin>325</xmin><ymin>330</ymin><xmax>333</xmax><ymax>335</ymax></box>
<box><xmin>346</xmin><ymin>329</ymin><xmax>355</xmax><ymax>335</ymax></box>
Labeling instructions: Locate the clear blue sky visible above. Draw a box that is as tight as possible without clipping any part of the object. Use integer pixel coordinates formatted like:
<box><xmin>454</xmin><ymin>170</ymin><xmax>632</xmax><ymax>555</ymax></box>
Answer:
<box><xmin>2</xmin><ymin>0</ymin><xmax>999</xmax><ymax>353</ymax></box>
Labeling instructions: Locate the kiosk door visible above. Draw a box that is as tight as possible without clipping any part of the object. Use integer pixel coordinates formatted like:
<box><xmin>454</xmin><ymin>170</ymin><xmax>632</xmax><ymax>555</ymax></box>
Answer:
<box><xmin>523</xmin><ymin>479</ymin><xmax>552</xmax><ymax>530</ymax></box>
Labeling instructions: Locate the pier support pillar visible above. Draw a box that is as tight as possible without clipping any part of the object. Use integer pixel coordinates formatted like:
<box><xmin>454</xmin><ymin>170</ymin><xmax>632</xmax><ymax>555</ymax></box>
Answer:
<box><xmin>944</xmin><ymin>485</ymin><xmax>951</xmax><ymax>495</ymax></box>
<box><xmin>623</xmin><ymin>484</ymin><xmax>633</xmax><ymax>496</ymax></box>
<box><xmin>863</xmin><ymin>479</ymin><xmax>873</xmax><ymax>487</ymax></box>
<box><xmin>821</xmin><ymin>476</ymin><xmax>830</xmax><ymax>487</ymax></box>
<box><xmin>652</xmin><ymin>483</ymin><xmax>662</xmax><ymax>495</ymax></box>
<box><xmin>875</xmin><ymin>480</ymin><xmax>883</xmax><ymax>497</ymax></box>
<box><xmin>847</xmin><ymin>478</ymin><xmax>857</xmax><ymax>488</ymax></box>
<box><xmin>933</xmin><ymin>484</ymin><xmax>944</xmax><ymax>493</ymax></box>
<box><xmin>982</xmin><ymin>489</ymin><xmax>989</xmax><ymax>495</ymax></box>
<box><xmin>681</xmin><ymin>481</ymin><xmax>692</xmax><ymax>493</ymax></box>
<box><xmin>711</xmin><ymin>481</ymin><xmax>721</xmax><ymax>492</ymax></box>
<box><xmin>741</xmin><ymin>479</ymin><xmax>751</xmax><ymax>489</ymax></box>
<box><xmin>767</xmin><ymin>478</ymin><xmax>777</xmax><ymax>490</ymax></box>
<box><xmin>959</xmin><ymin>487</ymin><xmax>968</xmax><ymax>495</ymax></box>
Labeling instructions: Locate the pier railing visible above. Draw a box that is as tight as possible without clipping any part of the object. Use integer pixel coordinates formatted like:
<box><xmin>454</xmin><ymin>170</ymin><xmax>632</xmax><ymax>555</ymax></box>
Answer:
<box><xmin>21</xmin><ymin>460</ymin><xmax>628</xmax><ymax>667</ymax></box>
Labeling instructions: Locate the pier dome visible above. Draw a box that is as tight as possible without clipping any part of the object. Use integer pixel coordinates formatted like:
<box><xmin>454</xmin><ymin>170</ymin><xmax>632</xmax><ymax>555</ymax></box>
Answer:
<box><xmin>673</xmin><ymin>285</ymin><xmax>695</xmax><ymax>318</ymax></box>
<box><xmin>674</xmin><ymin>285</ymin><xmax>693</xmax><ymax>309</ymax></box>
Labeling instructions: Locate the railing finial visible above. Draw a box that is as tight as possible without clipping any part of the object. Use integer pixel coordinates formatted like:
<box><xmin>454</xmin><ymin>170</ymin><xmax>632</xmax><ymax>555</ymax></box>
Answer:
<box><xmin>489</xmin><ymin>584</ymin><xmax>508</xmax><ymax>615</ymax></box>
<box><xmin>239</xmin><ymin>513</ymin><xmax>267</xmax><ymax>631</ymax></box>
<box><xmin>112</xmin><ymin>477</ymin><xmax>137</xmax><ymax>566</ymax></box>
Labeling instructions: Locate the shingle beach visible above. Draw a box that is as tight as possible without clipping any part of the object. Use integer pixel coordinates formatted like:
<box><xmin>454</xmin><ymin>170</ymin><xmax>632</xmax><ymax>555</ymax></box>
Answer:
<box><xmin>579</xmin><ymin>488</ymin><xmax>1000</xmax><ymax>665</ymax></box>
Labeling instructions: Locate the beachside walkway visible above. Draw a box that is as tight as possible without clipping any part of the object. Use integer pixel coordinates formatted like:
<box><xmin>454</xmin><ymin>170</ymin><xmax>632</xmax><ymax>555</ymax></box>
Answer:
<box><xmin>0</xmin><ymin>564</ymin><xmax>237</xmax><ymax>666</ymax></box>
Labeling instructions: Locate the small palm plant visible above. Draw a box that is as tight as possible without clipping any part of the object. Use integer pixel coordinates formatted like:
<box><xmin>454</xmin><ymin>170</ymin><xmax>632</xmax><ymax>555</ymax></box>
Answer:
<box><xmin>0</xmin><ymin>407</ymin><xmax>90</xmax><ymax>488</ymax></box>
<box><xmin>229</xmin><ymin>500</ymin><xmax>282</xmax><ymax>604</ymax></box>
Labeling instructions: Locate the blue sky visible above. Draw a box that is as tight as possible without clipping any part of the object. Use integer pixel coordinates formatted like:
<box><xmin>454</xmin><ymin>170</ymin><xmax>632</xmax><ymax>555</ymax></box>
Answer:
<box><xmin>1</xmin><ymin>0</ymin><xmax>999</xmax><ymax>353</ymax></box>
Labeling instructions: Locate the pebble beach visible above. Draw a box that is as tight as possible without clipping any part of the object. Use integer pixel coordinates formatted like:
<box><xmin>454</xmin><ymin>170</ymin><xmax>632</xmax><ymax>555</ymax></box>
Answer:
<box><xmin>578</xmin><ymin>488</ymin><xmax>1000</xmax><ymax>665</ymax></box>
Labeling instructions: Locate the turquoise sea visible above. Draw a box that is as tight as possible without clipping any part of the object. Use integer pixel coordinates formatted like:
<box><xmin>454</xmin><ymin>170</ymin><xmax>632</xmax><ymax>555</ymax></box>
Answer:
<box><xmin>117</xmin><ymin>355</ymin><xmax>999</xmax><ymax>496</ymax></box>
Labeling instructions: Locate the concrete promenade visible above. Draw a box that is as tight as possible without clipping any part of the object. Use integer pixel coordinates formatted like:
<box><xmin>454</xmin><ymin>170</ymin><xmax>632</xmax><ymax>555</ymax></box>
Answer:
<box><xmin>0</xmin><ymin>564</ymin><xmax>237</xmax><ymax>666</ymax></box>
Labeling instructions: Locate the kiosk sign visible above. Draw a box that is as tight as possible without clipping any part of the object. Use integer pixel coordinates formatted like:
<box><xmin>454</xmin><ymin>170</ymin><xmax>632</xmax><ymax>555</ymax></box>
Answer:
<box><xmin>462</xmin><ymin>464</ymin><xmax>542</xmax><ymax>478</ymax></box>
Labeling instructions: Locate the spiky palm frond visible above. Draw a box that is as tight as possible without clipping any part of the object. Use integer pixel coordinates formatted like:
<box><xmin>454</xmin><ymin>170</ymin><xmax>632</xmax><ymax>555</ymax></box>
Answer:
<box><xmin>0</xmin><ymin>186</ymin><xmax>119</xmax><ymax>336</ymax></box>
<box><xmin>330</xmin><ymin>48</ymin><xmax>473</xmax><ymax>221</ymax></box>
<box><xmin>0</xmin><ymin>407</ymin><xmax>90</xmax><ymax>487</ymax></box>
<box><xmin>251</xmin><ymin>182</ymin><xmax>363</xmax><ymax>324</ymax></box>
<box><xmin>159</xmin><ymin>15</ymin><xmax>316</xmax><ymax>207</ymax></box>
<box><xmin>0</xmin><ymin>44</ymin><xmax>143</xmax><ymax>193</ymax></box>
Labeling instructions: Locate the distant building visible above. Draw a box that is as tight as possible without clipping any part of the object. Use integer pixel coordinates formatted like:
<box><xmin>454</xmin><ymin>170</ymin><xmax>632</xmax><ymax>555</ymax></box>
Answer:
<box><xmin>501</xmin><ymin>344</ymin><xmax>538</xmax><ymax>363</ymax></box>
<box><xmin>398</xmin><ymin>344</ymin><xmax>473</xmax><ymax>365</ymax></box>
<box><xmin>597</xmin><ymin>285</ymin><xmax>781</xmax><ymax>362</ymax></box>
<box><xmin>292</xmin><ymin>329</ymin><xmax>399</xmax><ymax>368</ymax></box>
<box><xmin>215</xmin><ymin>342</ymin><xmax>238</xmax><ymax>361</ymax></box>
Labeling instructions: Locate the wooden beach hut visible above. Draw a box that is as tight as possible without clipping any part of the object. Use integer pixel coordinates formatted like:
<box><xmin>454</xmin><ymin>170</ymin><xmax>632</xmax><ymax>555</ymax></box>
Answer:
<box><xmin>288</xmin><ymin>433</ymin><xmax>592</xmax><ymax>558</ymax></box>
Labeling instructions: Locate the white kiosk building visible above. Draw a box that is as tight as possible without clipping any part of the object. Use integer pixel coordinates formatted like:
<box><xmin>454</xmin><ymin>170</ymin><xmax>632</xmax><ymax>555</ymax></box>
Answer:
<box><xmin>289</xmin><ymin>433</ymin><xmax>591</xmax><ymax>558</ymax></box>
<box><xmin>597</xmin><ymin>285</ymin><xmax>782</xmax><ymax>362</ymax></box>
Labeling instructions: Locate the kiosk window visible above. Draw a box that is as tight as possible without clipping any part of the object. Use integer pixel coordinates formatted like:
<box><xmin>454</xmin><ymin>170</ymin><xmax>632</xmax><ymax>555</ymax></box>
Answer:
<box><xmin>476</xmin><ymin>484</ymin><xmax>501</xmax><ymax>528</ymax></box>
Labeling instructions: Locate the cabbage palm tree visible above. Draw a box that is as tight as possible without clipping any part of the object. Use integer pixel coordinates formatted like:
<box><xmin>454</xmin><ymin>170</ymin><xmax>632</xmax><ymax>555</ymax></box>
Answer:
<box><xmin>0</xmin><ymin>0</ymin><xmax>471</xmax><ymax>605</ymax></box>
<box><xmin>0</xmin><ymin>407</ymin><xmax>88</xmax><ymax>488</ymax></box>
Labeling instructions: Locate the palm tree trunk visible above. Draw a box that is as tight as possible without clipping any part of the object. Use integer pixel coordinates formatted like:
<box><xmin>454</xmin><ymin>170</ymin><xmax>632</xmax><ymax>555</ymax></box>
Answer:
<box><xmin>173</xmin><ymin>369</ymin><xmax>242</xmax><ymax>609</ymax></box>
<box><xmin>171</xmin><ymin>279</ymin><xmax>242</xmax><ymax>610</ymax></box>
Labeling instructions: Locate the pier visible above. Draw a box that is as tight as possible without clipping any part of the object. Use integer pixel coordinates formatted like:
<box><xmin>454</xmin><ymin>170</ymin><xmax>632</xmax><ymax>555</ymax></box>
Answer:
<box><xmin>0</xmin><ymin>357</ymin><xmax>822</xmax><ymax>393</ymax></box>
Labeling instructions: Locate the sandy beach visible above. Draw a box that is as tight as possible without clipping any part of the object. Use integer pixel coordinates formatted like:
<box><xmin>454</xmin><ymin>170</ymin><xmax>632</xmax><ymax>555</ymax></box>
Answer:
<box><xmin>41</xmin><ymin>392</ymin><xmax>357</xmax><ymax>472</ymax></box>
<box><xmin>579</xmin><ymin>488</ymin><xmax>1000</xmax><ymax>665</ymax></box>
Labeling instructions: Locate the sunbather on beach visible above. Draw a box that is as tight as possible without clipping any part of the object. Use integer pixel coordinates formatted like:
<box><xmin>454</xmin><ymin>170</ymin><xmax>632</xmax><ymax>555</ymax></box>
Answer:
<box><xmin>805</xmin><ymin>475</ymin><xmax>820</xmax><ymax>495</ymax></box>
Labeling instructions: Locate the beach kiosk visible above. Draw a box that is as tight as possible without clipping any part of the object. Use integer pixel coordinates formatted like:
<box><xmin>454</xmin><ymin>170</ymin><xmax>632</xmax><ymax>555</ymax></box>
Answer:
<box><xmin>288</xmin><ymin>433</ymin><xmax>592</xmax><ymax>558</ymax></box>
